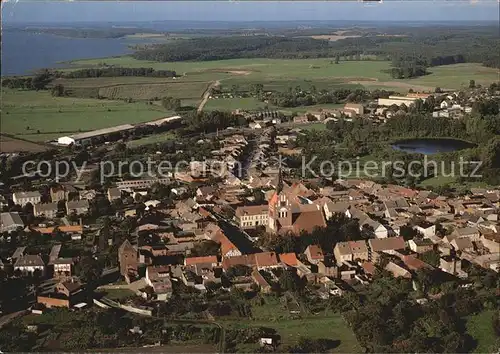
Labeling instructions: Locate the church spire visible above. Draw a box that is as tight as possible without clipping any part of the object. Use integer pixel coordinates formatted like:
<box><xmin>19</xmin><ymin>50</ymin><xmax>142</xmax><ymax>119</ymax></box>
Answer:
<box><xmin>276</xmin><ymin>165</ymin><xmax>283</xmax><ymax>194</ymax></box>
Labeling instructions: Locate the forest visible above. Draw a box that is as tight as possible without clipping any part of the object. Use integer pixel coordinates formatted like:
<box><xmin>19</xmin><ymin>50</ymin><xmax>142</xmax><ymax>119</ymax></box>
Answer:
<box><xmin>132</xmin><ymin>26</ymin><xmax>500</xmax><ymax>74</ymax></box>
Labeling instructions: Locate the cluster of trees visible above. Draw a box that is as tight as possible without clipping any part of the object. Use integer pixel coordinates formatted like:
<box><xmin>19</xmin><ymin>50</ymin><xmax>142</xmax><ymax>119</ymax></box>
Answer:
<box><xmin>262</xmin><ymin>87</ymin><xmax>382</xmax><ymax>108</ymax></box>
<box><xmin>388</xmin><ymin>56</ymin><xmax>428</xmax><ymax>79</ymax></box>
<box><xmin>180</xmin><ymin>110</ymin><xmax>247</xmax><ymax>135</ymax></box>
<box><xmin>161</xmin><ymin>96</ymin><xmax>182</xmax><ymax>110</ymax></box>
<box><xmin>341</xmin><ymin>269</ymin><xmax>498</xmax><ymax>353</ymax></box>
<box><xmin>61</xmin><ymin>67</ymin><xmax>177</xmax><ymax>79</ymax></box>
<box><xmin>2</xmin><ymin>70</ymin><xmax>53</xmax><ymax>90</ymax></box>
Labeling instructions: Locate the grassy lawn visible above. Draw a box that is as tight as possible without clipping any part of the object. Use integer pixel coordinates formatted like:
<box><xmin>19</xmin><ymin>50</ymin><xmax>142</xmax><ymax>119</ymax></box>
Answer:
<box><xmin>127</xmin><ymin>131</ymin><xmax>176</xmax><ymax>147</ymax></box>
<box><xmin>466</xmin><ymin>310</ymin><xmax>499</xmax><ymax>353</ymax></box>
<box><xmin>1</xmin><ymin>89</ymin><xmax>169</xmax><ymax>137</ymax></box>
<box><xmin>101</xmin><ymin>288</ymin><xmax>136</xmax><ymax>301</ymax></box>
<box><xmin>222</xmin><ymin>315</ymin><xmax>361</xmax><ymax>352</ymax></box>
<box><xmin>217</xmin><ymin>295</ymin><xmax>360</xmax><ymax>352</ymax></box>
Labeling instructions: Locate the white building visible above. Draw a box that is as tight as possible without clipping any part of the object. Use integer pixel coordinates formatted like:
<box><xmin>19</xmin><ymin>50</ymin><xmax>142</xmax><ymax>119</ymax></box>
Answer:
<box><xmin>13</xmin><ymin>191</ymin><xmax>41</xmax><ymax>206</ymax></box>
<box><xmin>378</xmin><ymin>96</ymin><xmax>419</xmax><ymax>107</ymax></box>
<box><xmin>14</xmin><ymin>255</ymin><xmax>45</xmax><ymax>275</ymax></box>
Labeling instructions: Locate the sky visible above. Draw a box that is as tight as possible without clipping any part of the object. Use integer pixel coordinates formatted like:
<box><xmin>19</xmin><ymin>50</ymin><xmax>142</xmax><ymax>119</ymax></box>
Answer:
<box><xmin>2</xmin><ymin>1</ymin><xmax>499</xmax><ymax>24</ymax></box>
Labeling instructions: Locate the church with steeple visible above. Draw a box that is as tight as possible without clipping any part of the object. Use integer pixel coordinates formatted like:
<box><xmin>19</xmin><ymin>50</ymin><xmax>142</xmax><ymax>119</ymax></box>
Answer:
<box><xmin>267</xmin><ymin>168</ymin><xmax>326</xmax><ymax>235</ymax></box>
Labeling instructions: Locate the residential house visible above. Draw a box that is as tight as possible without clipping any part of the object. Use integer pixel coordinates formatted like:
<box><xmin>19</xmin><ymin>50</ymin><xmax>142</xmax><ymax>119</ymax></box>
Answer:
<box><xmin>333</xmin><ymin>241</ymin><xmax>369</xmax><ymax>266</ymax></box>
<box><xmin>235</xmin><ymin>205</ymin><xmax>269</xmax><ymax>229</ymax></box>
<box><xmin>118</xmin><ymin>240</ymin><xmax>138</xmax><ymax>283</ymax></box>
<box><xmin>479</xmin><ymin>232</ymin><xmax>500</xmax><ymax>253</ymax></box>
<box><xmin>368</xmin><ymin>237</ymin><xmax>406</xmax><ymax>262</ymax></box>
<box><xmin>385</xmin><ymin>262</ymin><xmax>412</xmax><ymax>279</ymax></box>
<box><xmin>343</xmin><ymin>103</ymin><xmax>364</xmax><ymax>116</ymax></box>
<box><xmin>408</xmin><ymin>238</ymin><xmax>434</xmax><ymax>254</ymax></box>
<box><xmin>254</xmin><ymin>252</ymin><xmax>280</xmax><ymax>270</ymax></box>
<box><xmin>222</xmin><ymin>254</ymin><xmax>257</xmax><ymax>271</ymax></box>
<box><xmin>414</xmin><ymin>221</ymin><xmax>436</xmax><ymax>238</ymax></box>
<box><xmin>305</xmin><ymin>245</ymin><xmax>324</xmax><ymax>264</ymax></box>
<box><xmin>145</xmin><ymin>265</ymin><xmax>173</xmax><ymax>301</ymax></box>
<box><xmin>13</xmin><ymin>191</ymin><xmax>41</xmax><ymax>206</ymax></box>
<box><xmin>107</xmin><ymin>188</ymin><xmax>121</xmax><ymax>202</ymax></box>
<box><xmin>196</xmin><ymin>186</ymin><xmax>217</xmax><ymax>201</ymax></box>
<box><xmin>451</xmin><ymin>238</ymin><xmax>474</xmax><ymax>253</ymax></box>
<box><xmin>452</xmin><ymin>227</ymin><xmax>480</xmax><ymax>242</ymax></box>
<box><xmin>14</xmin><ymin>255</ymin><xmax>45</xmax><ymax>275</ymax></box>
<box><xmin>51</xmin><ymin>258</ymin><xmax>74</xmax><ymax>278</ymax></box>
<box><xmin>50</xmin><ymin>185</ymin><xmax>78</xmax><ymax>202</ymax></box>
<box><xmin>278</xmin><ymin>253</ymin><xmax>299</xmax><ymax>268</ymax></box>
<box><xmin>212</xmin><ymin>230</ymin><xmax>242</xmax><ymax>258</ymax></box>
<box><xmin>440</xmin><ymin>256</ymin><xmax>467</xmax><ymax>278</ymax></box>
<box><xmin>0</xmin><ymin>212</ymin><xmax>24</xmax><ymax>233</ymax></box>
<box><xmin>66</xmin><ymin>200</ymin><xmax>89</xmax><ymax>215</ymax></box>
<box><xmin>252</xmin><ymin>270</ymin><xmax>272</xmax><ymax>293</ymax></box>
<box><xmin>323</xmin><ymin>202</ymin><xmax>350</xmax><ymax>220</ymax></box>
<box><xmin>184</xmin><ymin>256</ymin><xmax>219</xmax><ymax>267</ymax></box>
<box><xmin>38</xmin><ymin>279</ymin><xmax>84</xmax><ymax>309</ymax></box>
<box><xmin>79</xmin><ymin>189</ymin><xmax>97</xmax><ymax>201</ymax></box>
<box><xmin>34</xmin><ymin>203</ymin><xmax>59</xmax><ymax>218</ymax></box>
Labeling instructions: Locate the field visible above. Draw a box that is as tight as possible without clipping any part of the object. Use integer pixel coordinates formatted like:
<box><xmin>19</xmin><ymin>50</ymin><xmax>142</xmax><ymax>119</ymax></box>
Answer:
<box><xmin>0</xmin><ymin>134</ymin><xmax>53</xmax><ymax>153</ymax></box>
<box><xmin>4</xmin><ymin>57</ymin><xmax>498</xmax><ymax>143</ymax></box>
<box><xmin>1</xmin><ymin>89</ymin><xmax>170</xmax><ymax>139</ymax></box>
<box><xmin>126</xmin><ymin>131</ymin><xmax>175</xmax><ymax>147</ymax></box>
<box><xmin>69</xmin><ymin>56</ymin><xmax>499</xmax><ymax>92</ymax></box>
<box><xmin>466</xmin><ymin>310</ymin><xmax>499</xmax><ymax>353</ymax></box>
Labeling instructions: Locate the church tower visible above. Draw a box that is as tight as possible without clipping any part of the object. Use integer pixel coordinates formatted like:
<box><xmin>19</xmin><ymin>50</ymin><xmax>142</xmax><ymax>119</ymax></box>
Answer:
<box><xmin>267</xmin><ymin>168</ymin><xmax>292</xmax><ymax>233</ymax></box>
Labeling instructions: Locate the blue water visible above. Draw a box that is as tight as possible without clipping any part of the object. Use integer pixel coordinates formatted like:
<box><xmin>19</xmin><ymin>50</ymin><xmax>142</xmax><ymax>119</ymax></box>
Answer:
<box><xmin>1</xmin><ymin>30</ymin><xmax>133</xmax><ymax>76</ymax></box>
<box><xmin>392</xmin><ymin>138</ymin><xmax>476</xmax><ymax>155</ymax></box>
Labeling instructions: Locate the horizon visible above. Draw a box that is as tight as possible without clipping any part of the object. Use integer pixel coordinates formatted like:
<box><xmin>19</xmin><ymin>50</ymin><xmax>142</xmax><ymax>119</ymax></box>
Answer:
<box><xmin>2</xmin><ymin>1</ymin><xmax>499</xmax><ymax>23</ymax></box>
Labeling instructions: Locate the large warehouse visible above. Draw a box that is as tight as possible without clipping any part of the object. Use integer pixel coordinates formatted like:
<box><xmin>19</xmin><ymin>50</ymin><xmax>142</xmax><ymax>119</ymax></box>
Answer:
<box><xmin>57</xmin><ymin>124</ymin><xmax>135</xmax><ymax>146</ymax></box>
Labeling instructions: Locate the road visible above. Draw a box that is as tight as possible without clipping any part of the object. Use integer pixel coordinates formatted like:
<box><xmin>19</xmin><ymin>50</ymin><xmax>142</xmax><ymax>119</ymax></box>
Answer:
<box><xmin>198</xmin><ymin>80</ymin><xmax>220</xmax><ymax>113</ymax></box>
<box><xmin>0</xmin><ymin>310</ymin><xmax>28</xmax><ymax>329</ymax></box>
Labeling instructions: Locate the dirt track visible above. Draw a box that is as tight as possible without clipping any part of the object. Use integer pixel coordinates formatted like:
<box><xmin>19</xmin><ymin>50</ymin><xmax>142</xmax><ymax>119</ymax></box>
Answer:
<box><xmin>198</xmin><ymin>80</ymin><xmax>220</xmax><ymax>113</ymax></box>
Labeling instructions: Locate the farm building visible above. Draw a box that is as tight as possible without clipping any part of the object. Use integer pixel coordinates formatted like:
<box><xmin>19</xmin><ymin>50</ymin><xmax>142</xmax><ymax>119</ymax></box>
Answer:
<box><xmin>57</xmin><ymin>124</ymin><xmax>135</xmax><ymax>145</ymax></box>
<box><xmin>377</xmin><ymin>96</ymin><xmax>420</xmax><ymax>107</ymax></box>
<box><xmin>144</xmin><ymin>115</ymin><xmax>182</xmax><ymax>126</ymax></box>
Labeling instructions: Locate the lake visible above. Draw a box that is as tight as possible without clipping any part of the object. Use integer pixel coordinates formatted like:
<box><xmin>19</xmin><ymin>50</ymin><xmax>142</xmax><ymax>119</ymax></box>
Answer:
<box><xmin>1</xmin><ymin>30</ymin><xmax>135</xmax><ymax>76</ymax></box>
<box><xmin>391</xmin><ymin>138</ymin><xmax>477</xmax><ymax>154</ymax></box>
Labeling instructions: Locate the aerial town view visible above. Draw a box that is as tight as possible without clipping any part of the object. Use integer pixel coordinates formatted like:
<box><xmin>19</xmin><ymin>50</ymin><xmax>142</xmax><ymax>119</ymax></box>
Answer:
<box><xmin>0</xmin><ymin>0</ymin><xmax>499</xmax><ymax>352</ymax></box>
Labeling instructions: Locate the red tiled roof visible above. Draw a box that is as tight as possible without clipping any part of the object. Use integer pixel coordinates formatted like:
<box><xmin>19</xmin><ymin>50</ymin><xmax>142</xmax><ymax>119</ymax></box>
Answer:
<box><xmin>292</xmin><ymin>210</ymin><xmax>326</xmax><ymax>234</ymax></box>
<box><xmin>235</xmin><ymin>204</ymin><xmax>268</xmax><ymax>217</ymax></box>
<box><xmin>368</xmin><ymin>237</ymin><xmax>406</xmax><ymax>252</ymax></box>
<box><xmin>402</xmin><ymin>255</ymin><xmax>432</xmax><ymax>271</ymax></box>
<box><xmin>362</xmin><ymin>261</ymin><xmax>376</xmax><ymax>275</ymax></box>
<box><xmin>306</xmin><ymin>245</ymin><xmax>324</xmax><ymax>260</ymax></box>
<box><xmin>185</xmin><ymin>256</ymin><xmax>218</xmax><ymax>266</ymax></box>
<box><xmin>254</xmin><ymin>252</ymin><xmax>279</xmax><ymax>268</ymax></box>
<box><xmin>279</xmin><ymin>253</ymin><xmax>299</xmax><ymax>267</ymax></box>
<box><xmin>222</xmin><ymin>254</ymin><xmax>257</xmax><ymax>270</ymax></box>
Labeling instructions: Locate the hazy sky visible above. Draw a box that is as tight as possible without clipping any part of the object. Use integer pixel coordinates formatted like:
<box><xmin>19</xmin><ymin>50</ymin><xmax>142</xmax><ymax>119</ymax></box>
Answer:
<box><xmin>2</xmin><ymin>1</ymin><xmax>499</xmax><ymax>23</ymax></box>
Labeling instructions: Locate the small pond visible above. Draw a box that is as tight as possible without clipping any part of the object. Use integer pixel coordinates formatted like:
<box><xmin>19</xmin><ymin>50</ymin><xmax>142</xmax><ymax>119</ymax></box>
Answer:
<box><xmin>391</xmin><ymin>138</ymin><xmax>477</xmax><ymax>155</ymax></box>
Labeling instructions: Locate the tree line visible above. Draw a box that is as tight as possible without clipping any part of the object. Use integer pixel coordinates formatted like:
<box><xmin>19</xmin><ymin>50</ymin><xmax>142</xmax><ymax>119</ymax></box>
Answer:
<box><xmin>61</xmin><ymin>67</ymin><xmax>177</xmax><ymax>79</ymax></box>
